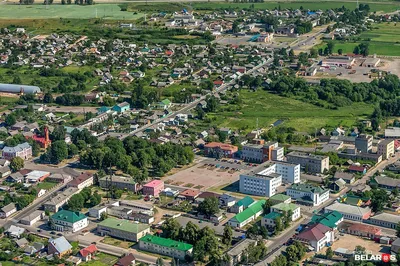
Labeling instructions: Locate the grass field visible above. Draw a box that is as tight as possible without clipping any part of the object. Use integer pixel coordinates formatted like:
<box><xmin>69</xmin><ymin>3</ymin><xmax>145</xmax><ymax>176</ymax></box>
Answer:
<box><xmin>0</xmin><ymin>4</ymin><xmax>143</xmax><ymax>20</ymax></box>
<box><xmin>36</xmin><ymin>181</ymin><xmax>57</xmax><ymax>190</ymax></box>
<box><xmin>127</xmin><ymin>1</ymin><xmax>400</xmax><ymax>12</ymax></box>
<box><xmin>201</xmin><ymin>90</ymin><xmax>373</xmax><ymax>133</ymax></box>
<box><xmin>316</xmin><ymin>23</ymin><xmax>400</xmax><ymax>56</ymax></box>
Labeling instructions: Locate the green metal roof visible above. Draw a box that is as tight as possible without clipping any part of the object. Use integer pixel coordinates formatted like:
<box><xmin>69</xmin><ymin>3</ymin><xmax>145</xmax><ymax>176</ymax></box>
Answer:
<box><xmin>271</xmin><ymin>203</ymin><xmax>299</xmax><ymax>212</ymax></box>
<box><xmin>310</xmin><ymin>210</ymin><xmax>343</xmax><ymax>228</ymax></box>
<box><xmin>263</xmin><ymin>211</ymin><xmax>281</xmax><ymax>220</ymax></box>
<box><xmin>161</xmin><ymin>99</ymin><xmax>171</xmax><ymax>105</ymax></box>
<box><xmin>269</xmin><ymin>194</ymin><xmax>291</xmax><ymax>202</ymax></box>
<box><xmin>289</xmin><ymin>183</ymin><xmax>328</xmax><ymax>194</ymax></box>
<box><xmin>231</xmin><ymin>200</ymin><xmax>265</xmax><ymax>223</ymax></box>
<box><xmin>139</xmin><ymin>234</ymin><xmax>193</xmax><ymax>251</ymax></box>
<box><xmin>236</xmin><ymin>196</ymin><xmax>254</xmax><ymax>207</ymax></box>
<box><xmin>98</xmin><ymin>218</ymin><xmax>150</xmax><ymax>233</ymax></box>
<box><xmin>51</xmin><ymin>210</ymin><xmax>87</xmax><ymax>223</ymax></box>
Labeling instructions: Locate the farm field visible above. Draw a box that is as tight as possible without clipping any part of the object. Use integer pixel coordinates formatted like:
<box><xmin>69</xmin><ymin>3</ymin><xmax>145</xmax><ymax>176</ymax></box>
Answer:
<box><xmin>316</xmin><ymin>23</ymin><xmax>400</xmax><ymax>56</ymax></box>
<box><xmin>127</xmin><ymin>1</ymin><xmax>400</xmax><ymax>12</ymax></box>
<box><xmin>196</xmin><ymin>90</ymin><xmax>373</xmax><ymax>133</ymax></box>
<box><xmin>0</xmin><ymin>4</ymin><xmax>143</xmax><ymax>20</ymax></box>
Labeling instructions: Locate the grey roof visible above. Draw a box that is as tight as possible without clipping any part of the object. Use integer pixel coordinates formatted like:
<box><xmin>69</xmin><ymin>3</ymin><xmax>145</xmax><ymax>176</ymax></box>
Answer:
<box><xmin>1</xmin><ymin>203</ymin><xmax>16</xmax><ymax>213</ymax></box>
<box><xmin>3</xmin><ymin>142</ymin><xmax>31</xmax><ymax>154</ymax></box>
<box><xmin>334</xmin><ymin>171</ymin><xmax>354</xmax><ymax>181</ymax></box>
<box><xmin>0</xmin><ymin>83</ymin><xmax>41</xmax><ymax>94</ymax></box>
<box><xmin>15</xmin><ymin>238</ymin><xmax>29</xmax><ymax>247</ymax></box>
<box><xmin>227</xmin><ymin>239</ymin><xmax>257</xmax><ymax>257</ymax></box>
<box><xmin>48</xmin><ymin>236</ymin><xmax>72</xmax><ymax>254</ymax></box>
<box><xmin>370</xmin><ymin>213</ymin><xmax>400</xmax><ymax>224</ymax></box>
<box><xmin>20</xmin><ymin>210</ymin><xmax>44</xmax><ymax>223</ymax></box>
<box><xmin>325</xmin><ymin>202</ymin><xmax>371</xmax><ymax>216</ymax></box>
<box><xmin>374</xmin><ymin>176</ymin><xmax>400</xmax><ymax>188</ymax></box>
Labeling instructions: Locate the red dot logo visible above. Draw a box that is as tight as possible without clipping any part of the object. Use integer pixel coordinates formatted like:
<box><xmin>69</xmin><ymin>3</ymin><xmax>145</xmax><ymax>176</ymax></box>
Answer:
<box><xmin>382</xmin><ymin>253</ymin><xmax>390</xmax><ymax>263</ymax></box>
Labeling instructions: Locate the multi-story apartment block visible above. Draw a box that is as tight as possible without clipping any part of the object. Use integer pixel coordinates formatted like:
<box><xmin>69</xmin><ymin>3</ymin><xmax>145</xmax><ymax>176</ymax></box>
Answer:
<box><xmin>377</xmin><ymin>139</ymin><xmax>395</xmax><ymax>160</ymax></box>
<box><xmin>355</xmin><ymin>134</ymin><xmax>373</xmax><ymax>153</ymax></box>
<box><xmin>99</xmin><ymin>175</ymin><xmax>139</xmax><ymax>192</ymax></box>
<box><xmin>239</xmin><ymin>161</ymin><xmax>300</xmax><ymax>197</ymax></box>
<box><xmin>286</xmin><ymin>152</ymin><xmax>329</xmax><ymax>173</ymax></box>
<box><xmin>241</xmin><ymin>141</ymin><xmax>284</xmax><ymax>163</ymax></box>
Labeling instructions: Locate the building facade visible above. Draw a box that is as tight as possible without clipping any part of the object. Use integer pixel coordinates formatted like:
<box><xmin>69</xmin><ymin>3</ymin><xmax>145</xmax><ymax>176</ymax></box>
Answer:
<box><xmin>240</xmin><ymin>141</ymin><xmax>284</xmax><ymax>163</ymax></box>
<box><xmin>97</xmin><ymin>218</ymin><xmax>150</xmax><ymax>242</ymax></box>
<box><xmin>99</xmin><ymin>175</ymin><xmax>138</xmax><ymax>192</ymax></box>
<box><xmin>287</xmin><ymin>183</ymin><xmax>329</xmax><ymax>206</ymax></box>
<box><xmin>142</xmin><ymin>180</ymin><xmax>164</xmax><ymax>197</ymax></box>
<box><xmin>51</xmin><ymin>210</ymin><xmax>89</xmax><ymax>233</ymax></box>
<box><xmin>204</xmin><ymin>142</ymin><xmax>238</xmax><ymax>158</ymax></box>
<box><xmin>377</xmin><ymin>139</ymin><xmax>395</xmax><ymax>160</ymax></box>
<box><xmin>139</xmin><ymin>234</ymin><xmax>193</xmax><ymax>260</ymax></box>
<box><xmin>355</xmin><ymin>134</ymin><xmax>373</xmax><ymax>153</ymax></box>
<box><xmin>286</xmin><ymin>152</ymin><xmax>329</xmax><ymax>173</ymax></box>
<box><xmin>2</xmin><ymin>142</ymin><xmax>32</xmax><ymax>160</ymax></box>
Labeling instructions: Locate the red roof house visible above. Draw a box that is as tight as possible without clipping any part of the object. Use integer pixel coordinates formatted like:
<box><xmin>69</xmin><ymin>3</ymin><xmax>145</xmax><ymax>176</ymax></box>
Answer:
<box><xmin>213</xmin><ymin>80</ymin><xmax>224</xmax><ymax>87</ymax></box>
<box><xmin>179</xmin><ymin>189</ymin><xmax>201</xmax><ymax>201</ymax></box>
<box><xmin>79</xmin><ymin>244</ymin><xmax>98</xmax><ymax>261</ymax></box>
<box><xmin>348</xmin><ymin>165</ymin><xmax>367</xmax><ymax>174</ymax></box>
<box><xmin>115</xmin><ymin>253</ymin><xmax>135</xmax><ymax>266</ymax></box>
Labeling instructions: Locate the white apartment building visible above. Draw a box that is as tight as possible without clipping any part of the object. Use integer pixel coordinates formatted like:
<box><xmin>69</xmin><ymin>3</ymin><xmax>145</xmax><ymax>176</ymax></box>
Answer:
<box><xmin>239</xmin><ymin>161</ymin><xmax>300</xmax><ymax>197</ymax></box>
<box><xmin>286</xmin><ymin>183</ymin><xmax>330</xmax><ymax>206</ymax></box>
<box><xmin>240</xmin><ymin>166</ymin><xmax>282</xmax><ymax>197</ymax></box>
<box><xmin>241</xmin><ymin>141</ymin><xmax>284</xmax><ymax>163</ymax></box>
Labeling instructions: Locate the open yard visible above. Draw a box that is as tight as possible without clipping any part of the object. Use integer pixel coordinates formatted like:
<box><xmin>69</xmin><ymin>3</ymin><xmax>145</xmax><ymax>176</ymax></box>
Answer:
<box><xmin>101</xmin><ymin>236</ymin><xmax>135</xmax><ymax>249</ymax></box>
<box><xmin>197</xmin><ymin>90</ymin><xmax>373</xmax><ymax>133</ymax></box>
<box><xmin>81</xmin><ymin>253</ymin><xmax>118</xmax><ymax>266</ymax></box>
<box><xmin>319</xmin><ymin>234</ymin><xmax>390</xmax><ymax>255</ymax></box>
<box><xmin>316</xmin><ymin>23</ymin><xmax>400</xmax><ymax>56</ymax></box>
<box><xmin>0</xmin><ymin>4</ymin><xmax>143</xmax><ymax>20</ymax></box>
<box><xmin>164</xmin><ymin>157</ymin><xmax>247</xmax><ymax>190</ymax></box>
<box><xmin>36</xmin><ymin>181</ymin><xmax>57</xmax><ymax>190</ymax></box>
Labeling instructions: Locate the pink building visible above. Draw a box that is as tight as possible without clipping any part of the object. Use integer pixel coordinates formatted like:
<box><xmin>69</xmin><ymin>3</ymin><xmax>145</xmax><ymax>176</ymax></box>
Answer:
<box><xmin>142</xmin><ymin>180</ymin><xmax>164</xmax><ymax>197</ymax></box>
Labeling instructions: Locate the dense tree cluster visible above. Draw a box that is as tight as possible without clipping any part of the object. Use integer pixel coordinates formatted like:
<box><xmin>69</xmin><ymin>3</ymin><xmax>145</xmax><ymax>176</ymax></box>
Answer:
<box><xmin>270</xmin><ymin>241</ymin><xmax>306</xmax><ymax>266</ymax></box>
<box><xmin>265</xmin><ymin>74</ymin><xmax>400</xmax><ymax>109</ymax></box>
<box><xmin>66</xmin><ymin>187</ymin><xmax>101</xmax><ymax>211</ymax></box>
<box><xmin>55</xmin><ymin>94</ymin><xmax>85</xmax><ymax>106</ymax></box>
<box><xmin>79</xmin><ymin>135</ymin><xmax>194</xmax><ymax>182</ymax></box>
<box><xmin>161</xmin><ymin>219</ymin><xmax>224</xmax><ymax>263</ymax></box>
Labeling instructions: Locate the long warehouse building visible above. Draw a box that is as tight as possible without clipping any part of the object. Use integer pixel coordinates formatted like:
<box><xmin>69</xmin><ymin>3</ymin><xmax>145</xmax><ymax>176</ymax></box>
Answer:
<box><xmin>0</xmin><ymin>83</ymin><xmax>41</xmax><ymax>94</ymax></box>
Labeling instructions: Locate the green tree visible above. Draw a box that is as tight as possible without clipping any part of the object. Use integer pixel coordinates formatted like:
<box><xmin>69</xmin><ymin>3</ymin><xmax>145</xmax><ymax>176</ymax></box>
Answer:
<box><xmin>5</xmin><ymin>114</ymin><xmax>16</xmax><ymax>126</ymax></box>
<box><xmin>67</xmin><ymin>194</ymin><xmax>84</xmax><ymax>211</ymax></box>
<box><xmin>197</xmin><ymin>197</ymin><xmax>219</xmax><ymax>217</ymax></box>
<box><xmin>275</xmin><ymin>216</ymin><xmax>283</xmax><ymax>232</ymax></box>
<box><xmin>49</xmin><ymin>140</ymin><xmax>68</xmax><ymax>164</ymax></box>
<box><xmin>100</xmin><ymin>212</ymin><xmax>108</xmax><ymax>221</ymax></box>
<box><xmin>68</xmin><ymin>144</ymin><xmax>79</xmax><ymax>158</ymax></box>
<box><xmin>161</xmin><ymin>218</ymin><xmax>182</xmax><ymax>240</ymax></box>
<box><xmin>338</xmin><ymin>49</ymin><xmax>343</xmax><ymax>55</ymax></box>
<box><xmin>326</xmin><ymin>247</ymin><xmax>333</xmax><ymax>259</ymax></box>
<box><xmin>51</xmin><ymin>125</ymin><xmax>66</xmax><ymax>141</ymax></box>
<box><xmin>222</xmin><ymin>225</ymin><xmax>233</xmax><ymax>246</ymax></box>
<box><xmin>13</xmin><ymin>76</ymin><xmax>22</xmax><ymax>84</ymax></box>
<box><xmin>10</xmin><ymin>157</ymin><xmax>24</xmax><ymax>172</ymax></box>
<box><xmin>156</xmin><ymin>258</ymin><xmax>164</xmax><ymax>266</ymax></box>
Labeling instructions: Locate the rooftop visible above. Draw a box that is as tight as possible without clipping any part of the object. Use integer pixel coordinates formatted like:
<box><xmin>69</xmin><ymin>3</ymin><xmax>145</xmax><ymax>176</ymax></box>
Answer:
<box><xmin>143</xmin><ymin>179</ymin><xmax>164</xmax><ymax>188</ymax></box>
<box><xmin>269</xmin><ymin>193</ymin><xmax>291</xmax><ymax>202</ymax></box>
<box><xmin>325</xmin><ymin>202</ymin><xmax>371</xmax><ymax>216</ymax></box>
<box><xmin>139</xmin><ymin>234</ymin><xmax>193</xmax><ymax>251</ymax></box>
<box><xmin>310</xmin><ymin>210</ymin><xmax>343</xmax><ymax>228</ymax></box>
<box><xmin>98</xmin><ymin>218</ymin><xmax>149</xmax><ymax>233</ymax></box>
<box><xmin>288</xmin><ymin>183</ymin><xmax>328</xmax><ymax>194</ymax></box>
<box><xmin>51</xmin><ymin>210</ymin><xmax>87</xmax><ymax>223</ymax></box>
<box><xmin>287</xmin><ymin>151</ymin><xmax>328</xmax><ymax>160</ymax></box>
<box><xmin>263</xmin><ymin>211</ymin><xmax>281</xmax><ymax>220</ymax></box>
<box><xmin>272</xmin><ymin>202</ymin><xmax>299</xmax><ymax>212</ymax></box>
<box><xmin>370</xmin><ymin>213</ymin><xmax>400</xmax><ymax>223</ymax></box>
<box><xmin>231</xmin><ymin>200</ymin><xmax>266</xmax><ymax>223</ymax></box>
<box><xmin>236</xmin><ymin>196</ymin><xmax>254</xmax><ymax>207</ymax></box>
<box><xmin>227</xmin><ymin>239</ymin><xmax>257</xmax><ymax>257</ymax></box>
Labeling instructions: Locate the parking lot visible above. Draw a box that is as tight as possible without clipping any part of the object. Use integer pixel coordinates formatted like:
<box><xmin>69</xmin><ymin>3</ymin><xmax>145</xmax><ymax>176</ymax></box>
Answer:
<box><xmin>164</xmin><ymin>157</ymin><xmax>256</xmax><ymax>190</ymax></box>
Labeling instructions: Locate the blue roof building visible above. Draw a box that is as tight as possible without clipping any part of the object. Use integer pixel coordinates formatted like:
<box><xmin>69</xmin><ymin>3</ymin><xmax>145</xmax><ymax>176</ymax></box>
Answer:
<box><xmin>112</xmin><ymin>102</ymin><xmax>130</xmax><ymax>113</ymax></box>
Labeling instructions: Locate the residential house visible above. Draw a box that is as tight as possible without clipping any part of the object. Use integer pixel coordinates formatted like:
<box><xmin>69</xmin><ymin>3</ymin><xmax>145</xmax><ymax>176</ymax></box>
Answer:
<box><xmin>79</xmin><ymin>244</ymin><xmax>98</xmax><ymax>261</ymax></box>
<box><xmin>225</xmin><ymin>239</ymin><xmax>257</xmax><ymax>266</ymax></box>
<box><xmin>373</xmin><ymin>175</ymin><xmax>400</xmax><ymax>190</ymax></box>
<box><xmin>178</xmin><ymin>189</ymin><xmax>201</xmax><ymax>201</ymax></box>
<box><xmin>334</xmin><ymin>172</ymin><xmax>355</xmax><ymax>184</ymax></box>
<box><xmin>348</xmin><ymin>165</ymin><xmax>367</xmax><ymax>174</ymax></box>
<box><xmin>19</xmin><ymin>210</ymin><xmax>44</xmax><ymax>226</ymax></box>
<box><xmin>67</xmin><ymin>172</ymin><xmax>94</xmax><ymax>190</ymax></box>
<box><xmin>219</xmin><ymin>194</ymin><xmax>236</xmax><ymax>207</ymax></box>
<box><xmin>115</xmin><ymin>253</ymin><xmax>136</xmax><ymax>266</ymax></box>
<box><xmin>48</xmin><ymin>236</ymin><xmax>72</xmax><ymax>258</ymax></box>
<box><xmin>0</xmin><ymin>203</ymin><xmax>17</xmax><ymax>218</ymax></box>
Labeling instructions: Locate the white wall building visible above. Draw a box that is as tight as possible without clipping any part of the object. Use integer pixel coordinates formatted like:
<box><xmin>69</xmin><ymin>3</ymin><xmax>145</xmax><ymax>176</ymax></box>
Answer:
<box><xmin>51</xmin><ymin>210</ymin><xmax>89</xmax><ymax>233</ymax></box>
<box><xmin>286</xmin><ymin>183</ymin><xmax>329</xmax><ymax>206</ymax></box>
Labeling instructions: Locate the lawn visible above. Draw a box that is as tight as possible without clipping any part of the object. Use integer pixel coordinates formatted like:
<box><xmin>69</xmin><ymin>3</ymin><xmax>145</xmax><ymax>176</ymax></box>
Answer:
<box><xmin>128</xmin><ymin>1</ymin><xmax>400</xmax><ymax>13</ymax></box>
<box><xmin>316</xmin><ymin>23</ymin><xmax>400</xmax><ymax>56</ymax></box>
<box><xmin>101</xmin><ymin>236</ymin><xmax>135</xmax><ymax>249</ymax></box>
<box><xmin>200</xmin><ymin>90</ymin><xmax>373</xmax><ymax>133</ymax></box>
<box><xmin>81</xmin><ymin>253</ymin><xmax>118</xmax><ymax>266</ymax></box>
<box><xmin>36</xmin><ymin>181</ymin><xmax>57</xmax><ymax>190</ymax></box>
<box><xmin>0</xmin><ymin>4</ymin><xmax>144</xmax><ymax>20</ymax></box>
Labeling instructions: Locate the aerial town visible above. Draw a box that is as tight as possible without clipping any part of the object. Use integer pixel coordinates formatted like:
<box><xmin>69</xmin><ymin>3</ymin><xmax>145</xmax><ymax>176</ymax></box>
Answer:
<box><xmin>1</xmin><ymin>0</ymin><xmax>400</xmax><ymax>266</ymax></box>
